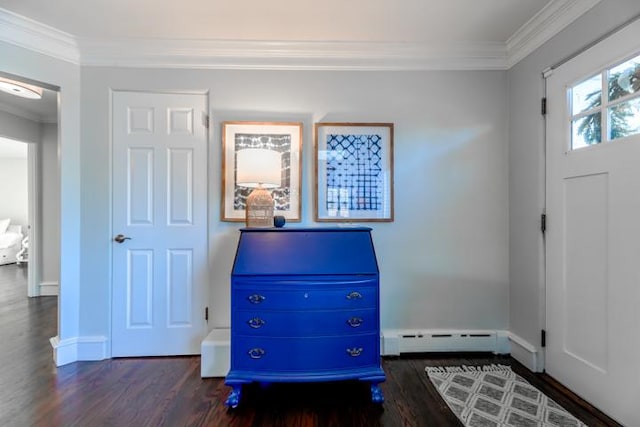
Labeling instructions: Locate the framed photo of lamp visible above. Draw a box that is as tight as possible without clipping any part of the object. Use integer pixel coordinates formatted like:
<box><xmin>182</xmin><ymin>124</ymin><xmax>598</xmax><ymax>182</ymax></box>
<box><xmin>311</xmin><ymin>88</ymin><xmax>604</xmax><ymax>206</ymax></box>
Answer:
<box><xmin>314</xmin><ymin>122</ymin><xmax>394</xmax><ymax>222</ymax></box>
<box><xmin>221</xmin><ymin>121</ymin><xmax>302</xmax><ymax>223</ymax></box>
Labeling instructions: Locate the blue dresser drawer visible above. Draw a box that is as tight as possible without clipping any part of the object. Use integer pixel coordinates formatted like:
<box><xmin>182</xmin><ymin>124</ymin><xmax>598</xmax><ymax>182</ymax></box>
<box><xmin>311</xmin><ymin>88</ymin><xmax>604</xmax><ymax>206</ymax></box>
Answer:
<box><xmin>231</xmin><ymin>334</ymin><xmax>379</xmax><ymax>373</ymax></box>
<box><xmin>233</xmin><ymin>285</ymin><xmax>377</xmax><ymax>310</ymax></box>
<box><xmin>233</xmin><ymin>308</ymin><xmax>377</xmax><ymax>336</ymax></box>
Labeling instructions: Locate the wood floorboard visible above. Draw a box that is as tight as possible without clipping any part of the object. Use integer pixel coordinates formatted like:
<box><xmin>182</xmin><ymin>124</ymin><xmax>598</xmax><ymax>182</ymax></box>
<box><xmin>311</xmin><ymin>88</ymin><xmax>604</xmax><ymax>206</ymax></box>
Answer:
<box><xmin>0</xmin><ymin>263</ymin><xmax>621</xmax><ymax>427</ymax></box>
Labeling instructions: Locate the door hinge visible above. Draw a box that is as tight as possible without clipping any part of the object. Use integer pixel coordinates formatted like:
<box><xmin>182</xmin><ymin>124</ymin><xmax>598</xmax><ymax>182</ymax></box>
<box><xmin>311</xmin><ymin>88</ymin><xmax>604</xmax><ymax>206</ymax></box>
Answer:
<box><xmin>202</xmin><ymin>113</ymin><xmax>209</xmax><ymax>129</ymax></box>
<box><xmin>541</xmin><ymin>97</ymin><xmax>547</xmax><ymax>116</ymax></box>
<box><xmin>541</xmin><ymin>329</ymin><xmax>546</xmax><ymax>348</ymax></box>
<box><xmin>541</xmin><ymin>213</ymin><xmax>546</xmax><ymax>234</ymax></box>
<box><xmin>205</xmin><ymin>307</ymin><xmax>209</xmax><ymax>322</ymax></box>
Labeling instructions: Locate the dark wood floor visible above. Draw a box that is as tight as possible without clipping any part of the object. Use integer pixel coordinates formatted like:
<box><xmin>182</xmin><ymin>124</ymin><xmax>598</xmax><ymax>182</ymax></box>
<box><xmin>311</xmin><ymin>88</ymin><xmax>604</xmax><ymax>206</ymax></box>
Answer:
<box><xmin>0</xmin><ymin>264</ymin><xmax>620</xmax><ymax>427</ymax></box>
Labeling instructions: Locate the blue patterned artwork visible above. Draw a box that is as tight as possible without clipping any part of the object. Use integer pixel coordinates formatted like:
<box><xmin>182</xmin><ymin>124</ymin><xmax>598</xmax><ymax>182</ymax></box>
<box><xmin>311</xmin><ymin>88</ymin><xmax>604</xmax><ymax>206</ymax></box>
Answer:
<box><xmin>326</xmin><ymin>133</ymin><xmax>383</xmax><ymax>216</ymax></box>
<box><xmin>233</xmin><ymin>133</ymin><xmax>291</xmax><ymax>211</ymax></box>
<box><xmin>315</xmin><ymin>123</ymin><xmax>393</xmax><ymax>222</ymax></box>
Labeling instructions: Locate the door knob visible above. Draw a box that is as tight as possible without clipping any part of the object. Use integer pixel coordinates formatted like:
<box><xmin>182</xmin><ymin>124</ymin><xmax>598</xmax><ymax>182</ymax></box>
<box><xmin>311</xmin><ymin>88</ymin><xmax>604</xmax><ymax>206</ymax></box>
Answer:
<box><xmin>114</xmin><ymin>234</ymin><xmax>132</xmax><ymax>243</ymax></box>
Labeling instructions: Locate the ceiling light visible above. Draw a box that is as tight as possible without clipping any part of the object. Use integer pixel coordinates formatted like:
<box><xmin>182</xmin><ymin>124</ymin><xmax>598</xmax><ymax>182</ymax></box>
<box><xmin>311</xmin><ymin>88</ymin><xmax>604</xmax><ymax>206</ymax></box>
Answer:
<box><xmin>0</xmin><ymin>77</ymin><xmax>43</xmax><ymax>100</ymax></box>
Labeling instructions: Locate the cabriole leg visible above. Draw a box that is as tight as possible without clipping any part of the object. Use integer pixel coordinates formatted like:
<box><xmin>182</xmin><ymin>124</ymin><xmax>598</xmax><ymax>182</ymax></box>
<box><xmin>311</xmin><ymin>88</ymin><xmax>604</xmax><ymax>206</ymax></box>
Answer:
<box><xmin>225</xmin><ymin>385</ymin><xmax>242</xmax><ymax>408</ymax></box>
<box><xmin>370</xmin><ymin>383</ymin><xmax>384</xmax><ymax>403</ymax></box>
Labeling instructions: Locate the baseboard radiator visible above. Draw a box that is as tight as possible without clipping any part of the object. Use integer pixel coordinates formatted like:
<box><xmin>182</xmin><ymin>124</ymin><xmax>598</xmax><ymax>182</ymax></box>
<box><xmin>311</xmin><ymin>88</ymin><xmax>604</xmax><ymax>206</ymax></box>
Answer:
<box><xmin>382</xmin><ymin>330</ymin><xmax>510</xmax><ymax>356</ymax></box>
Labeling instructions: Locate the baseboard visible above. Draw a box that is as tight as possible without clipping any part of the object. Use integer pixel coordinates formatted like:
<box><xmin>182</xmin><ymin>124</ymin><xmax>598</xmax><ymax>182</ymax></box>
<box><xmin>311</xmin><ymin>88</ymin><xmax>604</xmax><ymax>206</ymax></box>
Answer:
<box><xmin>50</xmin><ymin>335</ymin><xmax>108</xmax><ymax>366</ymax></box>
<box><xmin>47</xmin><ymin>329</ymin><xmax>535</xmax><ymax>371</ymax></box>
<box><xmin>201</xmin><ymin>328</ymin><xmax>230</xmax><ymax>378</ymax></box>
<box><xmin>508</xmin><ymin>332</ymin><xmax>542</xmax><ymax>372</ymax></box>
<box><xmin>382</xmin><ymin>329</ymin><xmax>511</xmax><ymax>356</ymax></box>
<box><xmin>39</xmin><ymin>281</ymin><xmax>59</xmax><ymax>296</ymax></box>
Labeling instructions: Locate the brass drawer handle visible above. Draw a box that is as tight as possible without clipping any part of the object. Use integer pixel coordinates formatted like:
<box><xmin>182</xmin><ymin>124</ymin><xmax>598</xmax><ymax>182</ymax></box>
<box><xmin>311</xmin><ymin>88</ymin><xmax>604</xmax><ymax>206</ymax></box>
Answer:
<box><xmin>248</xmin><ymin>348</ymin><xmax>265</xmax><ymax>359</ymax></box>
<box><xmin>346</xmin><ymin>347</ymin><xmax>363</xmax><ymax>357</ymax></box>
<box><xmin>247</xmin><ymin>294</ymin><xmax>266</xmax><ymax>304</ymax></box>
<box><xmin>346</xmin><ymin>291</ymin><xmax>362</xmax><ymax>300</ymax></box>
<box><xmin>247</xmin><ymin>317</ymin><xmax>265</xmax><ymax>329</ymax></box>
<box><xmin>346</xmin><ymin>317</ymin><xmax>363</xmax><ymax>328</ymax></box>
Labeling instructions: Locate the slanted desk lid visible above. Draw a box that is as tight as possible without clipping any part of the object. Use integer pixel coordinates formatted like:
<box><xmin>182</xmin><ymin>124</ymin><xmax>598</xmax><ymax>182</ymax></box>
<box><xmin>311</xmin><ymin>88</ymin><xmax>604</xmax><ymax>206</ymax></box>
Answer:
<box><xmin>232</xmin><ymin>227</ymin><xmax>379</xmax><ymax>276</ymax></box>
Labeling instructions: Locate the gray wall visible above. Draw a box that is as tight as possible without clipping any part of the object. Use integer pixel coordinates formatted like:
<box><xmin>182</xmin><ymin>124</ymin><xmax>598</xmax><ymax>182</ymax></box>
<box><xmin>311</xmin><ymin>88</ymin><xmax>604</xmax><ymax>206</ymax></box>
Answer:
<box><xmin>507</xmin><ymin>0</ymin><xmax>640</xmax><ymax>357</ymax></box>
<box><xmin>0</xmin><ymin>109</ymin><xmax>40</xmax><ymax>143</ymax></box>
<box><xmin>13</xmin><ymin>1</ymin><xmax>638</xmax><ymax>359</ymax></box>
<box><xmin>79</xmin><ymin>68</ymin><xmax>510</xmax><ymax>339</ymax></box>
<box><xmin>40</xmin><ymin>123</ymin><xmax>60</xmax><ymax>284</ymax></box>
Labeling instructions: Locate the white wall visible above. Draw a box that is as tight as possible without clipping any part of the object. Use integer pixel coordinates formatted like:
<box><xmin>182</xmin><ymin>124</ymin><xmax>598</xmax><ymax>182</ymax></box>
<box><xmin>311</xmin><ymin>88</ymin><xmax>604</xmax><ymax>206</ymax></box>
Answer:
<box><xmin>0</xmin><ymin>156</ymin><xmax>28</xmax><ymax>227</ymax></box>
<box><xmin>0</xmin><ymin>110</ymin><xmax>34</xmax><ymax>228</ymax></box>
<box><xmin>79</xmin><ymin>67</ymin><xmax>509</xmax><ymax>342</ymax></box>
<box><xmin>507</xmin><ymin>0</ymin><xmax>640</xmax><ymax>362</ymax></box>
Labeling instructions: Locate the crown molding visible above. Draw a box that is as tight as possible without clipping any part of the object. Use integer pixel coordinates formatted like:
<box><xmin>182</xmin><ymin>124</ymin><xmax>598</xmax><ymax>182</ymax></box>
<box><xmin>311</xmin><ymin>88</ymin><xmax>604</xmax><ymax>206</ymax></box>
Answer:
<box><xmin>79</xmin><ymin>38</ymin><xmax>508</xmax><ymax>71</ymax></box>
<box><xmin>507</xmin><ymin>0</ymin><xmax>602</xmax><ymax>68</ymax></box>
<box><xmin>1</xmin><ymin>2</ymin><xmax>601</xmax><ymax>71</ymax></box>
<box><xmin>0</xmin><ymin>8</ymin><xmax>79</xmax><ymax>64</ymax></box>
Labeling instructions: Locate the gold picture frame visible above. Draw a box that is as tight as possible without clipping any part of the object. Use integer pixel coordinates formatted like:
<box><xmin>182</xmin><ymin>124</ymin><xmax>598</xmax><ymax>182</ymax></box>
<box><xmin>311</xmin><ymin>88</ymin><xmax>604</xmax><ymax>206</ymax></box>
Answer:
<box><xmin>222</xmin><ymin>121</ymin><xmax>303</xmax><ymax>222</ymax></box>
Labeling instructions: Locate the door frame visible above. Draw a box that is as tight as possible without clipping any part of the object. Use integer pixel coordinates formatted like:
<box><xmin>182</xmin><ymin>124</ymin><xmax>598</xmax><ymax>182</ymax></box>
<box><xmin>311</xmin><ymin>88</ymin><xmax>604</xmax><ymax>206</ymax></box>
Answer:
<box><xmin>26</xmin><ymin>141</ymin><xmax>40</xmax><ymax>296</ymax></box>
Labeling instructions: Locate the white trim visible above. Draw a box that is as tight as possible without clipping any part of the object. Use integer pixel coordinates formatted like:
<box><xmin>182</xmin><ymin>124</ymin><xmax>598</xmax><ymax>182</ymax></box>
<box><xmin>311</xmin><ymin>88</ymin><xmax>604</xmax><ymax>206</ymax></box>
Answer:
<box><xmin>381</xmin><ymin>329</ymin><xmax>511</xmax><ymax>356</ymax></box>
<box><xmin>39</xmin><ymin>281</ymin><xmax>59</xmax><ymax>296</ymax></box>
<box><xmin>508</xmin><ymin>332</ymin><xmax>542</xmax><ymax>372</ymax></box>
<box><xmin>80</xmin><ymin>38</ymin><xmax>508</xmax><ymax>71</ymax></box>
<box><xmin>507</xmin><ymin>0</ymin><xmax>602</xmax><ymax>68</ymax></box>
<box><xmin>0</xmin><ymin>8</ymin><xmax>79</xmax><ymax>64</ymax></box>
<box><xmin>1</xmin><ymin>2</ymin><xmax>599</xmax><ymax>71</ymax></box>
<box><xmin>27</xmin><ymin>143</ymin><xmax>40</xmax><ymax>297</ymax></box>
<box><xmin>201</xmin><ymin>328</ymin><xmax>230</xmax><ymax>378</ymax></box>
<box><xmin>50</xmin><ymin>335</ymin><xmax>108</xmax><ymax>366</ymax></box>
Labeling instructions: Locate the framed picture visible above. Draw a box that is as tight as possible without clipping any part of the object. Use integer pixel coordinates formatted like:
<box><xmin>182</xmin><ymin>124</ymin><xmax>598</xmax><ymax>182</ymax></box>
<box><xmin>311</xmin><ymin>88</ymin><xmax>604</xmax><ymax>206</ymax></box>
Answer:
<box><xmin>222</xmin><ymin>121</ymin><xmax>302</xmax><ymax>222</ymax></box>
<box><xmin>314</xmin><ymin>122</ymin><xmax>394</xmax><ymax>222</ymax></box>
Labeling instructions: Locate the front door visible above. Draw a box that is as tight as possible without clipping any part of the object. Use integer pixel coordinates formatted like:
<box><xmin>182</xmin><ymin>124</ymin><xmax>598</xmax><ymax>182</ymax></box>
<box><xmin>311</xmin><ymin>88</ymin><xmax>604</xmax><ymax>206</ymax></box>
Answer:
<box><xmin>111</xmin><ymin>91</ymin><xmax>208</xmax><ymax>356</ymax></box>
<box><xmin>545</xmin><ymin>22</ymin><xmax>640</xmax><ymax>425</ymax></box>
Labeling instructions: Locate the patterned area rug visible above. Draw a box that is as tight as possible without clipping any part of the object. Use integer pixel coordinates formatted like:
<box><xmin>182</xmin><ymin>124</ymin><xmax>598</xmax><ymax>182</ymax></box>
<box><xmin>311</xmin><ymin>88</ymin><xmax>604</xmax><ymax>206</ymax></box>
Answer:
<box><xmin>425</xmin><ymin>364</ymin><xmax>586</xmax><ymax>427</ymax></box>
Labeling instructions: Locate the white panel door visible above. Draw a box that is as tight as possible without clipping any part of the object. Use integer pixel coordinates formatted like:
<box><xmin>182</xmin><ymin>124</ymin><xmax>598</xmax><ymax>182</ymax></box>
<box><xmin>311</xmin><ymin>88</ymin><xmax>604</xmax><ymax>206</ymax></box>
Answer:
<box><xmin>112</xmin><ymin>91</ymin><xmax>208</xmax><ymax>357</ymax></box>
<box><xmin>545</xmin><ymin>23</ymin><xmax>640</xmax><ymax>426</ymax></box>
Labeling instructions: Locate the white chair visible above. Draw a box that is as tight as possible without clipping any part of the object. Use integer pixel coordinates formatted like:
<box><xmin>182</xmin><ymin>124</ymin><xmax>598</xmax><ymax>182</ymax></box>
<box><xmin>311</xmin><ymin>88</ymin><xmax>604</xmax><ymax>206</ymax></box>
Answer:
<box><xmin>16</xmin><ymin>235</ymin><xmax>28</xmax><ymax>265</ymax></box>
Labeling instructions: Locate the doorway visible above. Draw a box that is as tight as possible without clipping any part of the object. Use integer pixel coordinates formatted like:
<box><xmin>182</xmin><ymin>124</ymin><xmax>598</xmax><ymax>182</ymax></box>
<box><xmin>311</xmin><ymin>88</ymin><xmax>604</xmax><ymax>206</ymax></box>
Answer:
<box><xmin>0</xmin><ymin>75</ymin><xmax>60</xmax><ymax>301</ymax></box>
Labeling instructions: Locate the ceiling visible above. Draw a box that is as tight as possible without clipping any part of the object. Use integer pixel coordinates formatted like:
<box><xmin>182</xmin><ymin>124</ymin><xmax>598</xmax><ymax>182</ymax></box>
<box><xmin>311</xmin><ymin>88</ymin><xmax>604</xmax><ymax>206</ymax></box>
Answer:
<box><xmin>2</xmin><ymin>0</ymin><xmax>552</xmax><ymax>43</ymax></box>
<box><xmin>0</xmin><ymin>0</ymin><xmax>602</xmax><ymax>120</ymax></box>
<box><xmin>0</xmin><ymin>0</ymin><xmax>602</xmax><ymax>70</ymax></box>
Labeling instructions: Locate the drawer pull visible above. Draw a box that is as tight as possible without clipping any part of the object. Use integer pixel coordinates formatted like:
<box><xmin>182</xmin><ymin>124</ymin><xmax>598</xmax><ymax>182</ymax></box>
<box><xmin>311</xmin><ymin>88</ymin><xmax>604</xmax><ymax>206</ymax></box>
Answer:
<box><xmin>347</xmin><ymin>317</ymin><xmax>363</xmax><ymax>328</ymax></box>
<box><xmin>346</xmin><ymin>347</ymin><xmax>364</xmax><ymax>357</ymax></box>
<box><xmin>346</xmin><ymin>291</ymin><xmax>363</xmax><ymax>300</ymax></box>
<box><xmin>247</xmin><ymin>294</ymin><xmax>266</xmax><ymax>304</ymax></box>
<box><xmin>248</xmin><ymin>348</ymin><xmax>265</xmax><ymax>359</ymax></box>
<box><xmin>247</xmin><ymin>317</ymin><xmax>265</xmax><ymax>329</ymax></box>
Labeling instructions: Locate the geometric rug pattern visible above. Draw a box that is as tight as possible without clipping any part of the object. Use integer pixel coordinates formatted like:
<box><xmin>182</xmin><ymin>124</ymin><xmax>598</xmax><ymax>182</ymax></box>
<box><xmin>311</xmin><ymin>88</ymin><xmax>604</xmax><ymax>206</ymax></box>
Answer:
<box><xmin>425</xmin><ymin>364</ymin><xmax>587</xmax><ymax>427</ymax></box>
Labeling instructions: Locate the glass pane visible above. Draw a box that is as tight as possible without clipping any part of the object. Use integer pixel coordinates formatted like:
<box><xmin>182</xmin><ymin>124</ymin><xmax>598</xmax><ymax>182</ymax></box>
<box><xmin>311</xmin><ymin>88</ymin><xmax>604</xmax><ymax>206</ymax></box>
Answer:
<box><xmin>572</xmin><ymin>113</ymin><xmax>601</xmax><ymax>149</ymax></box>
<box><xmin>609</xmin><ymin>97</ymin><xmax>640</xmax><ymax>140</ymax></box>
<box><xmin>571</xmin><ymin>74</ymin><xmax>601</xmax><ymax>115</ymax></box>
<box><xmin>608</xmin><ymin>54</ymin><xmax>640</xmax><ymax>102</ymax></box>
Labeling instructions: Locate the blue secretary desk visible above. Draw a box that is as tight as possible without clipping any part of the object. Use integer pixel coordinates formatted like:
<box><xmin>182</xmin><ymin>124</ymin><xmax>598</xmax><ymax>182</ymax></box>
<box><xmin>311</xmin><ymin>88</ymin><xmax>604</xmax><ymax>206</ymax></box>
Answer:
<box><xmin>225</xmin><ymin>227</ymin><xmax>386</xmax><ymax>407</ymax></box>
